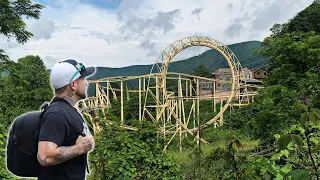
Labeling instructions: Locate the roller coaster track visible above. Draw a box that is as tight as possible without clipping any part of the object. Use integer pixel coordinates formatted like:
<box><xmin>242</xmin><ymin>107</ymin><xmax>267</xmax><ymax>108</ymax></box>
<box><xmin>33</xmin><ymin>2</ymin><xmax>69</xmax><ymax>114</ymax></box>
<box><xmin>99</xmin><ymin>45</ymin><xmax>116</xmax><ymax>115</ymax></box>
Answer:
<box><xmin>78</xmin><ymin>36</ymin><xmax>262</xmax><ymax>151</ymax></box>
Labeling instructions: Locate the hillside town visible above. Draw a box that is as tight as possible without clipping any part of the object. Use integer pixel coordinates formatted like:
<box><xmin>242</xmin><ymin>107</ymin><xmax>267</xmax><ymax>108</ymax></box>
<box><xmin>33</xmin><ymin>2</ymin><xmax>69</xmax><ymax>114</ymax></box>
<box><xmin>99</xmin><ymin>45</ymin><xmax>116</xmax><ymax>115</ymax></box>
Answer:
<box><xmin>199</xmin><ymin>67</ymin><xmax>268</xmax><ymax>96</ymax></box>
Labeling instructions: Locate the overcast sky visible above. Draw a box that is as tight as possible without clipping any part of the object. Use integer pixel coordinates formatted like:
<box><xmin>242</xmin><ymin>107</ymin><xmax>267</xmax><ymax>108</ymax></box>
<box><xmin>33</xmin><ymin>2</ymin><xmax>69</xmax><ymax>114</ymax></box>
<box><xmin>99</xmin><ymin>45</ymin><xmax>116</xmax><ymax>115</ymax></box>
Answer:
<box><xmin>0</xmin><ymin>0</ymin><xmax>314</xmax><ymax>68</ymax></box>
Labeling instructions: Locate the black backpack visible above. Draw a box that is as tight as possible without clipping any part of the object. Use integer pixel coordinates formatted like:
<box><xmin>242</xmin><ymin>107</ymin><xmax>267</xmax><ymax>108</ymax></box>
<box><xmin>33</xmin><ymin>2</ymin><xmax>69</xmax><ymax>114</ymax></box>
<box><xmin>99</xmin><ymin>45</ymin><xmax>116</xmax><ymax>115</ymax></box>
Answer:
<box><xmin>6</xmin><ymin>99</ymin><xmax>83</xmax><ymax>178</ymax></box>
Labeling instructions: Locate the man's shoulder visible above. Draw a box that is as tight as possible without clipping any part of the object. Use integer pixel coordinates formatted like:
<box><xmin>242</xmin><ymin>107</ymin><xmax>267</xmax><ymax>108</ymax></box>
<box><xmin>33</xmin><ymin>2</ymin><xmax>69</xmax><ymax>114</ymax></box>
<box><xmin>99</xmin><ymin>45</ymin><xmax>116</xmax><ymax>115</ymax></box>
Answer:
<box><xmin>41</xmin><ymin>110</ymin><xmax>68</xmax><ymax>124</ymax></box>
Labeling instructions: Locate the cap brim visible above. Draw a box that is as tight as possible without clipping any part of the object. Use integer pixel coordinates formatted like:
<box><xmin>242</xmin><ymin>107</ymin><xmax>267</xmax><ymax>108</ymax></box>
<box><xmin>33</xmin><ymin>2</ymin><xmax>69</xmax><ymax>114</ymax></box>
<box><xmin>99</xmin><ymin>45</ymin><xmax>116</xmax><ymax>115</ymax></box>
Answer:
<box><xmin>80</xmin><ymin>66</ymin><xmax>95</xmax><ymax>78</ymax></box>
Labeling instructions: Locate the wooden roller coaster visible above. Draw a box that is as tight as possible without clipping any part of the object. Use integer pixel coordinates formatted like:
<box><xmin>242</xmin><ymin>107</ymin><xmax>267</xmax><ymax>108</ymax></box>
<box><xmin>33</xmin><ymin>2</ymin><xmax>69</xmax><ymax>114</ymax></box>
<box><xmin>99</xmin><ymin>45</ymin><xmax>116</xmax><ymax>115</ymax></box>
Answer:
<box><xmin>77</xmin><ymin>36</ymin><xmax>262</xmax><ymax>151</ymax></box>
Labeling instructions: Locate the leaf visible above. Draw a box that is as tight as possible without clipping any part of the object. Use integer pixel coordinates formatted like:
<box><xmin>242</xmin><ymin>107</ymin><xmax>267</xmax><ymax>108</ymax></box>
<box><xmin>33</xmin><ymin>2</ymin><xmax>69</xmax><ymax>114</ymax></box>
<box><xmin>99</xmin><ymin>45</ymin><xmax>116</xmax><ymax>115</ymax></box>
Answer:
<box><xmin>310</xmin><ymin>113</ymin><xmax>317</xmax><ymax>124</ymax></box>
<box><xmin>280</xmin><ymin>149</ymin><xmax>289</xmax><ymax>158</ymax></box>
<box><xmin>274</xmin><ymin>134</ymin><xmax>281</xmax><ymax>140</ymax></box>
<box><xmin>271</xmin><ymin>151</ymin><xmax>281</xmax><ymax>161</ymax></box>
<box><xmin>239</xmin><ymin>156</ymin><xmax>247</xmax><ymax>163</ymax></box>
<box><xmin>300</xmin><ymin>112</ymin><xmax>308</xmax><ymax>126</ymax></box>
<box><xmin>299</xmin><ymin>104</ymin><xmax>309</xmax><ymax>113</ymax></box>
<box><xmin>291</xmin><ymin>135</ymin><xmax>304</xmax><ymax>148</ymax></box>
<box><xmin>275</xmin><ymin>173</ymin><xmax>283</xmax><ymax>180</ymax></box>
<box><xmin>234</xmin><ymin>139</ymin><xmax>243</xmax><ymax>149</ymax></box>
<box><xmin>309</xmin><ymin>136</ymin><xmax>319</xmax><ymax>145</ymax></box>
<box><xmin>314</xmin><ymin>143</ymin><xmax>320</xmax><ymax>152</ymax></box>
<box><xmin>280</xmin><ymin>165</ymin><xmax>292</xmax><ymax>174</ymax></box>
<box><xmin>285</xmin><ymin>169</ymin><xmax>310</xmax><ymax>180</ymax></box>
<box><xmin>250</xmin><ymin>158</ymin><xmax>278</xmax><ymax>176</ymax></box>
<box><xmin>278</xmin><ymin>134</ymin><xmax>292</xmax><ymax>150</ymax></box>
<box><xmin>311</xmin><ymin>108</ymin><xmax>320</xmax><ymax>119</ymax></box>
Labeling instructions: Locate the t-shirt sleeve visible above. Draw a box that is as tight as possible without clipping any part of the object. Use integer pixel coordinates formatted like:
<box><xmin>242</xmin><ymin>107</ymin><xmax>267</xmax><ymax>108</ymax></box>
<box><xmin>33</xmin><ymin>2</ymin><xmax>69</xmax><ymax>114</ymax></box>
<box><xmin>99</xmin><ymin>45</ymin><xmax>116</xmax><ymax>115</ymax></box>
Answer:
<box><xmin>38</xmin><ymin>112</ymin><xmax>67</xmax><ymax>147</ymax></box>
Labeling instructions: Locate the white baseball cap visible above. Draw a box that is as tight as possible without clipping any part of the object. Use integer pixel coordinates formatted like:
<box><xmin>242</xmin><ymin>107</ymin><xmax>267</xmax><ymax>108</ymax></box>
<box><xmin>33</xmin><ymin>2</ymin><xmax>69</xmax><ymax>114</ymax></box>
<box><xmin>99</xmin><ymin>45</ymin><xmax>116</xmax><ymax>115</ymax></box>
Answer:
<box><xmin>50</xmin><ymin>59</ymin><xmax>95</xmax><ymax>90</ymax></box>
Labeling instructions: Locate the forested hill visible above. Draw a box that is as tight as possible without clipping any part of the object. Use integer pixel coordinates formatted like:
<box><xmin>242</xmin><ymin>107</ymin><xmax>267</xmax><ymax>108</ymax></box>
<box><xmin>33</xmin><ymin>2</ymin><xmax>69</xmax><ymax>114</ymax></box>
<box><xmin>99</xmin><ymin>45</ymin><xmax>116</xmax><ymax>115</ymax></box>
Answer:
<box><xmin>87</xmin><ymin>40</ymin><xmax>267</xmax><ymax>80</ymax></box>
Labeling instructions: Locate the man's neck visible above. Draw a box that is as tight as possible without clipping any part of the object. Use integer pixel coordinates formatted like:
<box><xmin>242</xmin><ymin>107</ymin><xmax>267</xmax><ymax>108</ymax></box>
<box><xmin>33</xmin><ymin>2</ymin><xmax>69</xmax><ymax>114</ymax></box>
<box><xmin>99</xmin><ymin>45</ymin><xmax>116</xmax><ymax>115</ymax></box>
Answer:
<box><xmin>56</xmin><ymin>90</ymin><xmax>78</xmax><ymax>107</ymax></box>
<box><xmin>62</xmin><ymin>96</ymin><xmax>77</xmax><ymax>107</ymax></box>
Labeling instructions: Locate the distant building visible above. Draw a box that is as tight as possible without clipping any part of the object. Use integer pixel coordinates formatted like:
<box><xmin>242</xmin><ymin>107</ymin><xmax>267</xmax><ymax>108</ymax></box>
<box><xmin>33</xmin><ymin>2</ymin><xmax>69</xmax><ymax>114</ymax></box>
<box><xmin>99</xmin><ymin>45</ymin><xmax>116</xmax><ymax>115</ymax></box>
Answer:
<box><xmin>239</xmin><ymin>67</ymin><xmax>254</xmax><ymax>79</ymax></box>
<box><xmin>200</xmin><ymin>74</ymin><xmax>214</xmax><ymax>96</ymax></box>
<box><xmin>214</xmin><ymin>68</ymin><xmax>232</xmax><ymax>92</ymax></box>
<box><xmin>254</xmin><ymin>68</ymin><xmax>268</xmax><ymax>82</ymax></box>
<box><xmin>199</xmin><ymin>67</ymin><xmax>263</xmax><ymax>98</ymax></box>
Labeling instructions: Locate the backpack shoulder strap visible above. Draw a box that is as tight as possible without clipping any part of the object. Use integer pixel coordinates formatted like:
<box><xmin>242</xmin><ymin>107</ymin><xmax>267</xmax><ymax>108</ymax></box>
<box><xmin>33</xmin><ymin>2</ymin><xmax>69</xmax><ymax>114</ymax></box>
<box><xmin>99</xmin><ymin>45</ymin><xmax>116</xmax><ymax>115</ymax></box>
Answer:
<box><xmin>57</xmin><ymin>105</ymin><xmax>85</xmax><ymax>137</ymax></box>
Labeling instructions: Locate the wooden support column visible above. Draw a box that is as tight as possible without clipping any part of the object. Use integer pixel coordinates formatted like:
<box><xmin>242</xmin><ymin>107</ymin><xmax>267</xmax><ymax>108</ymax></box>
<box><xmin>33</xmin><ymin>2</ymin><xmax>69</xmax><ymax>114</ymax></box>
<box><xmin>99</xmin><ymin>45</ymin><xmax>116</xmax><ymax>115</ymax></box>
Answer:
<box><xmin>213</xmin><ymin>80</ymin><xmax>216</xmax><ymax>112</ymax></box>
<box><xmin>185</xmin><ymin>80</ymin><xmax>188</xmax><ymax>99</ymax></box>
<box><xmin>139</xmin><ymin>78</ymin><xmax>142</xmax><ymax>122</ymax></box>
<box><xmin>178</xmin><ymin>76</ymin><xmax>182</xmax><ymax>124</ymax></box>
<box><xmin>175</xmin><ymin>99</ymin><xmax>180</xmax><ymax>150</ymax></box>
<box><xmin>107</xmin><ymin>81</ymin><xmax>110</xmax><ymax>105</ymax></box>
<box><xmin>156</xmin><ymin>76</ymin><xmax>159</xmax><ymax>121</ymax></box>
<box><xmin>193</xmin><ymin>99</ymin><xmax>196</xmax><ymax>130</ymax></box>
<box><xmin>190</xmin><ymin>79</ymin><xmax>193</xmax><ymax>97</ymax></box>
<box><xmin>162</xmin><ymin>76</ymin><xmax>166</xmax><ymax>122</ymax></box>
<box><xmin>196</xmin><ymin>78</ymin><xmax>200</xmax><ymax>145</ymax></box>
<box><xmin>95</xmin><ymin>82</ymin><xmax>99</xmax><ymax>97</ymax></box>
<box><xmin>121</xmin><ymin>81</ymin><xmax>124</xmax><ymax>125</ymax></box>
<box><xmin>178</xmin><ymin>76</ymin><xmax>182</xmax><ymax>152</ymax></box>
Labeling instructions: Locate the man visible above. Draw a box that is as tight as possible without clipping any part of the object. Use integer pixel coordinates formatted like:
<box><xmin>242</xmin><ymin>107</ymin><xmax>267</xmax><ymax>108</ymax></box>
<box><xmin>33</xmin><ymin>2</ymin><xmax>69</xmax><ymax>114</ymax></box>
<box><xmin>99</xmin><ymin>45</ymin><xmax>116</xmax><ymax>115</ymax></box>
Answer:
<box><xmin>37</xmin><ymin>59</ymin><xmax>95</xmax><ymax>180</ymax></box>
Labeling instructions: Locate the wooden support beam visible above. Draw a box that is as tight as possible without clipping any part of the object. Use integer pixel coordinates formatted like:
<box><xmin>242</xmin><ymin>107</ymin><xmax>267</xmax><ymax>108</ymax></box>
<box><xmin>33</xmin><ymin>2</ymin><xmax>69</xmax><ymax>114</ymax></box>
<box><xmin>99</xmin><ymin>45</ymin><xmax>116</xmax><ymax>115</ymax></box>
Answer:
<box><xmin>139</xmin><ymin>78</ymin><xmax>141</xmax><ymax>122</ymax></box>
<box><xmin>121</xmin><ymin>81</ymin><xmax>124</xmax><ymax>125</ymax></box>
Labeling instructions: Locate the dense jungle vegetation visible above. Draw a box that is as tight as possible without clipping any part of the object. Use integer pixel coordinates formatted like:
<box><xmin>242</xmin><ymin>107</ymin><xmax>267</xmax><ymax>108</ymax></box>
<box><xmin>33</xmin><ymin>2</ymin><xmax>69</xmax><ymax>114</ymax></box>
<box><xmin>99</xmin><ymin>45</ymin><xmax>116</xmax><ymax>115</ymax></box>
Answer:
<box><xmin>1</xmin><ymin>0</ymin><xmax>320</xmax><ymax>179</ymax></box>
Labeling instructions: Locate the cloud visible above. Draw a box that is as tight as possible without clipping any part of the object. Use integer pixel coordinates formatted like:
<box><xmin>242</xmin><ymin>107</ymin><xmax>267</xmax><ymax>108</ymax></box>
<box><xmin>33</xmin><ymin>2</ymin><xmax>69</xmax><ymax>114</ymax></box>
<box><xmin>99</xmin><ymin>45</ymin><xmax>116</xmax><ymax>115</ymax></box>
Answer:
<box><xmin>191</xmin><ymin>6</ymin><xmax>203</xmax><ymax>20</ymax></box>
<box><xmin>43</xmin><ymin>56</ymin><xmax>59</xmax><ymax>69</ymax></box>
<box><xmin>251</xmin><ymin>0</ymin><xmax>300</xmax><ymax>31</ymax></box>
<box><xmin>191</xmin><ymin>7</ymin><xmax>204</xmax><ymax>16</ymax></box>
<box><xmin>0</xmin><ymin>0</ymin><xmax>314</xmax><ymax>68</ymax></box>
<box><xmin>232</xmin><ymin>13</ymin><xmax>250</xmax><ymax>23</ymax></box>
<box><xmin>146</xmin><ymin>50</ymin><xmax>158</xmax><ymax>57</ymax></box>
<box><xmin>117</xmin><ymin>0</ymin><xmax>145</xmax><ymax>20</ymax></box>
<box><xmin>240</xmin><ymin>0</ymin><xmax>246</xmax><ymax>11</ymax></box>
<box><xmin>88</xmin><ymin>31</ymin><xmax>112</xmax><ymax>44</ymax></box>
<box><xmin>27</xmin><ymin>19</ymin><xmax>56</xmax><ymax>40</ymax></box>
<box><xmin>225</xmin><ymin>22</ymin><xmax>245</xmax><ymax>38</ymax></box>
<box><xmin>140</xmin><ymin>40</ymin><xmax>156</xmax><ymax>50</ymax></box>
<box><xmin>67</xmin><ymin>26</ymin><xmax>86</xmax><ymax>30</ymax></box>
<box><xmin>227</xmin><ymin>3</ymin><xmax>233</xmax><ymax>11</ymax></box>
<box><xmin>118</xmin><ymin>9</ymin><xmax>182</xmax><ymax>37</ymax></box>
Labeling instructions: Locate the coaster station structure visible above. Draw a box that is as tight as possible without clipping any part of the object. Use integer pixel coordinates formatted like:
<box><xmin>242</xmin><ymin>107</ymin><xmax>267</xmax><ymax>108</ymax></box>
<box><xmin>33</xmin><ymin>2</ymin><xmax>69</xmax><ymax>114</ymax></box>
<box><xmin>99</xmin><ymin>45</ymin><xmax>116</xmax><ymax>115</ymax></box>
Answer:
<box><xmin>78</xmin><ymin>36</ymin><xmax>261</xmax><ymax>151</ymax></box>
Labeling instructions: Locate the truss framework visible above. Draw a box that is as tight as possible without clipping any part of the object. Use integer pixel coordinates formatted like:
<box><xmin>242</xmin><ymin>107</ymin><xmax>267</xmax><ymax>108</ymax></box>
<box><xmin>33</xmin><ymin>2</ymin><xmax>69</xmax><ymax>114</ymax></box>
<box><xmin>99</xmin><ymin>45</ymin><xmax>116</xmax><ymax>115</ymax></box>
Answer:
<box><xmin>78</xmin><ymin>36</ymin><xmax>261</xmax><ymax>151</ymax></box>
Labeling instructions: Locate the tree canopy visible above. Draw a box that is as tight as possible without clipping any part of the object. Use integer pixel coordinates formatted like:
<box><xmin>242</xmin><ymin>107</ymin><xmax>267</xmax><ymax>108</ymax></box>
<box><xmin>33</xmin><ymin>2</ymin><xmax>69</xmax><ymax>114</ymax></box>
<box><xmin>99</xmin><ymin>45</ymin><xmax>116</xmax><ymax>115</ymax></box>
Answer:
<box><xmin>0</xmin><ymin>0</ymin><xmax>43</xmax><ymax>58</ymax></box>
<box><xmin>0</xmin><ymin>1</ymin><xmax>45</xmax><ymax>179</ymax></box>
<box><xmin>193</xmin><ymin>63</ymin><xmax>210</xmax><ymax>77</ymax></box>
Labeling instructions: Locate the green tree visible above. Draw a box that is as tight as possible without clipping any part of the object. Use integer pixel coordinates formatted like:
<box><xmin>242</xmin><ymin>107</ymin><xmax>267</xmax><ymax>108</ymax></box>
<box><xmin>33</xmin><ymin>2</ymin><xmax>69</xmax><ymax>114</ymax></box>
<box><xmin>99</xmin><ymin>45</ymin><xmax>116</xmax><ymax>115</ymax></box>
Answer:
<box><xmin>17</xmin><ymin>55</ymin><xmax>53</xmax><ymax>109</ymax></box>
<box><xmin>193</xmin><ymin>63</ymin><xmax>210</xmax><ymax>77</ymax></box>
<box><xmin>88</xmin><ymin>122</ymin><xmax>182</xmax><ymax>180</ymax></box>
<box><xmin>220</xmin><ymin>1</ymin><xmax>320</xmax><ymax>179</ymax></box>
<box><xmin>0</xmin><ymin>0</ymin><xmax>43</xmax><ymax>57</ymax></box>
<box><xmin>0</xmin><ymin>55</ymin><xmax>52</xmax><ymax>125</ymax></box>
<box><xmin>287</xmin><ymin>1</ymin><xmax>320</xmax><ymax>34</ymax></box>
<box><xmin>0</xmin><ymin>56</ymin><xmax>51</xmax><ymax>179</ymax></box>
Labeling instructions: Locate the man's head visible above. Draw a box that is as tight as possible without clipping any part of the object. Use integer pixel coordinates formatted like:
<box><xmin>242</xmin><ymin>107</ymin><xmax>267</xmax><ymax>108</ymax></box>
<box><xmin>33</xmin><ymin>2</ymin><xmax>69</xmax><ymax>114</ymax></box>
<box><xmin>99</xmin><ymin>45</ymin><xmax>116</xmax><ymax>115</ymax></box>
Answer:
<box><xmin>50</xmin><ymin>59</ymin><xmax>95</xmax><ymax>101</ymax></box>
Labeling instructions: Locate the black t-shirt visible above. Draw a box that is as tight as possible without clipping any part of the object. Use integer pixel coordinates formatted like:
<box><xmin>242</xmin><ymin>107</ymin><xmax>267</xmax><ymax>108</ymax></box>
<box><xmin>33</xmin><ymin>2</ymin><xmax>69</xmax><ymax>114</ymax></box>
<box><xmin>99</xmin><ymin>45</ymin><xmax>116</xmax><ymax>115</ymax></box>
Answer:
<box><xmin>38</xmin><ymin>97</ymin><xmax>89</xmax><ymax>180</ymax></box>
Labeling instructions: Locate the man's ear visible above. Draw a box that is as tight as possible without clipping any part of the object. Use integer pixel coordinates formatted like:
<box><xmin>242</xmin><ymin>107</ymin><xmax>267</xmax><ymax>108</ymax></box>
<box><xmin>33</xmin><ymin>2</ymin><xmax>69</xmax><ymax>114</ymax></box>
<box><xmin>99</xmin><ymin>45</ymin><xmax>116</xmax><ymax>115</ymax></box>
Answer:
<box><xmin>69</xmin><ymin>81</ymin><xmax>77</xmax><ymax>91</ymax></box>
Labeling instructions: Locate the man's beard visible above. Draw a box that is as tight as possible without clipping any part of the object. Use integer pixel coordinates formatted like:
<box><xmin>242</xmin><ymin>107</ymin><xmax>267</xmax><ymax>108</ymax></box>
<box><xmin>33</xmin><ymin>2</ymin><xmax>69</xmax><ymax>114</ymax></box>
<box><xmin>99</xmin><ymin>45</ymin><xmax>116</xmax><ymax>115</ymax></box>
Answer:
<box><xmin>76</xmin><ymin>90</ymin><xmax>87</xmax><ymax>99</ymax></box>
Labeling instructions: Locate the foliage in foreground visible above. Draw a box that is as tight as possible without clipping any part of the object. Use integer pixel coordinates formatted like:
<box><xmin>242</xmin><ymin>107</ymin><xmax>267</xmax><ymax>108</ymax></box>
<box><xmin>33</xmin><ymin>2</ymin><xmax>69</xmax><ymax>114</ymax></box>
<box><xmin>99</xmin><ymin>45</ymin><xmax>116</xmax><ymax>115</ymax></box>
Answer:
<box><xmin>87</xmin><ymin>122</ymin><xmax>182</xmax><ymax>180</ymax></box>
